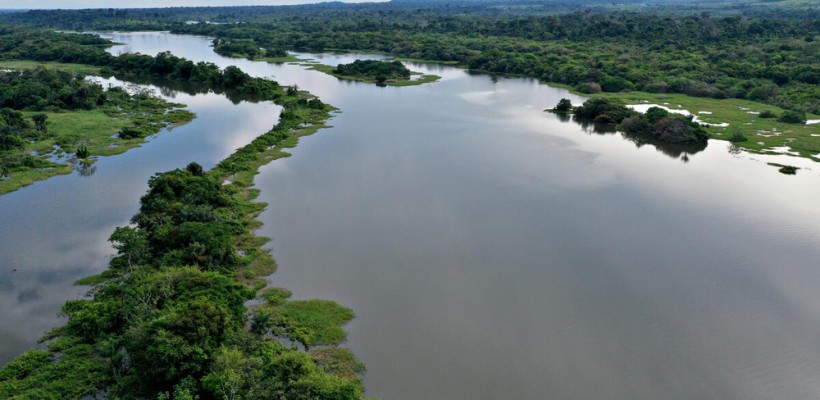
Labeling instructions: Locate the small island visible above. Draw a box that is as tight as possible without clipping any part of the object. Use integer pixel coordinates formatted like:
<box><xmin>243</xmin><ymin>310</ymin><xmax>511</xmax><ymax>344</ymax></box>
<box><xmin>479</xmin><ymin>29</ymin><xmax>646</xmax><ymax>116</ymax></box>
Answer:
<box><xmin>553</xmin><ymin>97</ymin><xmax>709</xmax><ymax>145</ymax></box>
<box><xmin>309</xmin><ymin>59</ymin><xmax>440</xmax><ymax>87</ymax></box>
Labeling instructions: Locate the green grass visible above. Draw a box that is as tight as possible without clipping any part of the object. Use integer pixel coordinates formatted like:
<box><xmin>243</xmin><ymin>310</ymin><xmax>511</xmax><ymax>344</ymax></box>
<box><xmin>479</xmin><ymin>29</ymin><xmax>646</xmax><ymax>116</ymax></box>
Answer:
<box><xmin>1</xmin><ymin>106</ymin><xmax>194</xmax><ymax>196</ymax></box>
<box><xmin>0</xmin><ymin>60</ymin><xmax>101</xmax><ymax>75</ymax></box>
<box><xmin>0</xmin><ymin>165</ymin><xmax>73</xmax><ymax>195</ymax></box>
<box><xmin>269</xmin><ymin>299</ymin><xmax>355</xmax><ymax>348</ymax></box>
<box><xmin>395</xmin><ymin>57</ymin><xmax>459</xmax><ymax>65</ymax></box>
<box><xmin>260</xmin><ymin>287</ymin><xmax>293</xmax><ymax>306</ymax></box>
<box><xmin>567</xmin><ymin>90</ymin><xmax>820</xmax><ymax>161</ymax></box>
<box><xmin>304</xmin><ymin>62</ymin><xmax>440</xmax><ymax>87</ymax></box>
<box><xmin>260</xmin><ymin>54</ymin><xmax>301</xmax><ymax>63</ymax></box>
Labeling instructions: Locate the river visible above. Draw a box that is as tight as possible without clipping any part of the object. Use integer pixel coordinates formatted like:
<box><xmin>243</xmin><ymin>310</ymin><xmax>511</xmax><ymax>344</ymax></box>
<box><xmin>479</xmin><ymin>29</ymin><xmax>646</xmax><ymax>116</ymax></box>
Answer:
<box><xmin>3</xmin><ymin>31</ymin><xmax>820</xmax><ymax>400</ymax></box>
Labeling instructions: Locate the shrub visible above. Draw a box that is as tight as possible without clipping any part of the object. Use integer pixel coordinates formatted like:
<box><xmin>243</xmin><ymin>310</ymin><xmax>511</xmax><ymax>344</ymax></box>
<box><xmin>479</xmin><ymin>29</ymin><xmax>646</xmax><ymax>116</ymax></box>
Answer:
<box><xmin>75</xmin><ymin>145</ymin><xmax>89</xmax><ymax>159</ymax></box>
<box><xmin>777</xmin><ymin>110</ymin><xmax>806</xmax><ymax>124</ymax></box>
<box><xmin>553</xmin><ymin>98</ymin><xmax>573</xmax><ymax>113</ymax></box>
<box><xmin>118</xmin><ymin>126</ymin><xmax>143</xmax><ymax>139</ymax></box>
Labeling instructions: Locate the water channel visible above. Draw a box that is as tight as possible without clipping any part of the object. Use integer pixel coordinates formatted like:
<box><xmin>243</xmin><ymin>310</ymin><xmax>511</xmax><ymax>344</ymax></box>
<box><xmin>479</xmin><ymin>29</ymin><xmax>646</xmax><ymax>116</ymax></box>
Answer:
<box><xmin>2</xmin><ymin>31</ymin><xmax>820</xmax><ymax>400</ymax></box>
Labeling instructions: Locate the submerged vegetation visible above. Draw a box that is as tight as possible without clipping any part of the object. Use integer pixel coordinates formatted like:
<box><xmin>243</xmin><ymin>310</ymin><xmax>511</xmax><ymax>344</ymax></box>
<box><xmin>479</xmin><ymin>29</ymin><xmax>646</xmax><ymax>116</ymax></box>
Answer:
<box><xmin>0</xmin><ymin>31</ymin><xmax>364</xmax><ymax>400</ymax></box>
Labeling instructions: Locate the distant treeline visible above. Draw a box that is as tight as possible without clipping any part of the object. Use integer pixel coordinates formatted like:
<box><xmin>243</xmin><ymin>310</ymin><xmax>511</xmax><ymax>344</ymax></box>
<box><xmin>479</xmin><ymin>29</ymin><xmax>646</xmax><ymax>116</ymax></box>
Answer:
<box><xmin>0</xmin><ymin>3</ymin><xmax>816</xmax><ymax>114</ymax></box>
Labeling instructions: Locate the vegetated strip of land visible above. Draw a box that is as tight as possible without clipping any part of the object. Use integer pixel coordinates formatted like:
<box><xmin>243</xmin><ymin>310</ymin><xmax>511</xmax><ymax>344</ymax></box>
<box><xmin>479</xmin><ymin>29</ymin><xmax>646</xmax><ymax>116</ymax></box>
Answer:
<box><xmin>0</xmin><ymin>31</ymin><xmax>366</xmax><ymax>400</ymax></box>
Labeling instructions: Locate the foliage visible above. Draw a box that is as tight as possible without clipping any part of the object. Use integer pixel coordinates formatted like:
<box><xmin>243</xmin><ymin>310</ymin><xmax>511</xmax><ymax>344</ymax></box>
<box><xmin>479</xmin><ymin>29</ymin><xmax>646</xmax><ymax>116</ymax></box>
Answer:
<box><xmin>777</xmin><ymin>110</ymin><xmax>807</xmax><ymax>124</ymax></box>
<box><xmin>75</xmin><ymin>144</ymin><xmax>89</xmax><ymax>159</ymax></box>
<box><xmin>619</xmin><ymin>106</ymin><xmax>709</xmax><ymax>144</ymax></box>
<box><xmin>573</xmin><ymin>97</ymin><xmax>636</xmax><ymax>123</ymax></box>
<box><xmin>553</xmin><ymin>98</ymin><xmax>573</xmax><ymax>113</ymax></box>
<box><xmin>270</xmin><ymin>300</ymin><xmax>356</xmax><ymax>349</ymax></box>
<box><xmin>334</xmin><ymin>59</ymin><xmax>411</xmax><ymax>83</ymax></box>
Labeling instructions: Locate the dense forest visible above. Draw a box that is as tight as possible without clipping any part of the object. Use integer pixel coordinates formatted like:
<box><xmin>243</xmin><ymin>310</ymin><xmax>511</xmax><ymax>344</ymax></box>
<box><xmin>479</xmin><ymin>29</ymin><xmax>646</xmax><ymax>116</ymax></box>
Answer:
<box><xmin>1</xmin><ymin>4</ymin><xmax>817</xmax><ymax>116</ymax></box>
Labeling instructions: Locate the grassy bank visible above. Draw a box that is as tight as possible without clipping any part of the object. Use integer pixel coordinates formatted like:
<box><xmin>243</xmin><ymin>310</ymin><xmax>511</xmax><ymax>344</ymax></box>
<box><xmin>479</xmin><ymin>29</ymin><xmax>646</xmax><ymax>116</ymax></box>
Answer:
<box><xmin>0</xmin><ymin>60</ymin><xmax>102</xmax><ymax>75</ymax></box>
<box><xmin>1</xmin><ymin>97</ymin><xmax>194</xmax><ymax>196</ymax></box>
<box><xmin>559</xmin><ymin>89</ymin><xmax>820</xmax><ymax>161</ymax></box>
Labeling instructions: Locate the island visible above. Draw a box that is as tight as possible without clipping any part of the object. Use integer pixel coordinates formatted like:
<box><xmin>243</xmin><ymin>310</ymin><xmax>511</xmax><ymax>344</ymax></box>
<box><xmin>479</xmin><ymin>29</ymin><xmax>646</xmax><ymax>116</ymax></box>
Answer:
<box><xmin>309</xmin><ymin>59</ymin><xmax>440</xmax><ymax>86</ymax></box>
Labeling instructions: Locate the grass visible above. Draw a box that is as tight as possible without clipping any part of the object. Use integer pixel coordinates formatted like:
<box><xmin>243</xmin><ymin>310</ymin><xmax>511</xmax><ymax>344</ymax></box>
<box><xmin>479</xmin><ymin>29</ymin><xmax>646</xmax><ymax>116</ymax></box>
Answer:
<box><xmin>569</xmin><ymin>90</ymin><xmax>820</xmax><ymax>161</ymax></box>
<box><xmin>0</xmin><ymin>165</ymin><xmax>73</xmax><ymax>195</ymax></box>
<box><xmin>395</xmin><ymin>57</ymin><xmax>459</xmax><ymax>65</ymax></box>
<box><xmin>269</xmin><ymin>299</ymin><xmax>355</xmax><ymax>348</ymax></box>
<box><xmin>303</xmin><ymin>63</ymin><xmax>441</xmax><ymax>87</ymax></box>
<box><xmin>260</xmin><ymin>54</ymin><xmax>301</xmax><ymax>63</ymax></box>
<box><xmin>0</xmin><ymin>60</ymin><xmax>101</xmax><ymax>75</ymax></box>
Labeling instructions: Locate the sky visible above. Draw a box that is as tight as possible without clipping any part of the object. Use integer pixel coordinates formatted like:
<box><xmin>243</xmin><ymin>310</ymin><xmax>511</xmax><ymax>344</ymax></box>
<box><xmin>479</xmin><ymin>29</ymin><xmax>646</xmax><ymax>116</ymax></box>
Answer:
<box><xmin>2</xmin><ymin>0</ymin><xmax>382</xmax><ymax>9</ymax></box>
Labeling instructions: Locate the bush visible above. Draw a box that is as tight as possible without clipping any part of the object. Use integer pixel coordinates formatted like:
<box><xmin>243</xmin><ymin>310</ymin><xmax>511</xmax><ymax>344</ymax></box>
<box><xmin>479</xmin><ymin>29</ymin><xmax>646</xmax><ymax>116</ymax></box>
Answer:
<box><xmin>575</xmin><ymin>82</ymin><xmax>602</xmax><ymax>94</ymax></box>
<box><xmin>75</xmin><ymin>145</ymin><xmax>89</xmax><ymax>159</ymax></box>
<box><xmin>777</xmin><ymin>110</ymin><xmax>807</xmax><ymax>124</ymax></box>
<box><xmin>728</xmin><ymin>133</ymin><xmax>748</xmax><ymax>142</ymax></box>
<box><xmin>758</xmin><ymin>110</ymin><xmax>776</xmax><ymax>118</ymax></box>
<box><xmin>118</xmin><ymin>126</ymin><xmax>143</xmax><ymax>139</ymax></box>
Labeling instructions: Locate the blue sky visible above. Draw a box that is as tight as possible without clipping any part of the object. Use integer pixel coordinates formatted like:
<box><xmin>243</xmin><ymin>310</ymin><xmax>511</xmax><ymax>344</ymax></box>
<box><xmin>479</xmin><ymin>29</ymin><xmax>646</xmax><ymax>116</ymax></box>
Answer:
<box><xmin>2</xmin><ymin>0</ymin><xmax>381</xmax><ymax>9</ymax></box>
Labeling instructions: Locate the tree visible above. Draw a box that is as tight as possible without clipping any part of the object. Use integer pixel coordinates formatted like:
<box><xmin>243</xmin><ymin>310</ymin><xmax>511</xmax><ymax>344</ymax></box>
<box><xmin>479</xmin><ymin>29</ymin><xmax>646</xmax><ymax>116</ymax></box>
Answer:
<box><xmin>185</xmin><ymin>162</ymin><xmax>205</xmax><ymax>176</ymax></box>
<box><xmin>554</xmin><ymin>98</ymin><xmax>573</xmax><ymax>112</ymax></box>
<box><xmin>31</xmin><ymin>113</ymin><xmax>48</xmax><ymax>135</ymax></box>
<box><xmin>203</xmin><ymin>347</ymin><xmax>260</xmax><ymax>400</ymax></box>
<box><xmin>109</xmin><ymin>226</ymin><xmax>149</xmax><ymax>269</ymax></box>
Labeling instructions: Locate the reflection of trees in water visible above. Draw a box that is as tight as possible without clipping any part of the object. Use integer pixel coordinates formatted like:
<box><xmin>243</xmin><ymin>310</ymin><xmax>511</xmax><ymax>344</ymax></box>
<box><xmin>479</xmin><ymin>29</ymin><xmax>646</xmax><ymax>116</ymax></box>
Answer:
<box><xmin>114</xmin><ymin>76</ymin><xmax>270</xmax><ymax>105</ymax></box>
<box><xmin>76</xmin><ymin>162</ymin><xmax>97</xmax><ymax>177</ymax></box>
<box><xmin>570</xmin><ymin>115</ymin><xmax>706</xmax><ymax>162</ymax></box>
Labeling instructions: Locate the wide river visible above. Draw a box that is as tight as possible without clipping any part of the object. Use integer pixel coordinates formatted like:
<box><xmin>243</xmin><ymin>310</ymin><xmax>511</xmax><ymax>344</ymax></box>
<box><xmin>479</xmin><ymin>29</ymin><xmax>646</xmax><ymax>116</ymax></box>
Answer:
<box><xmin>2</xmin><ymin>32</ymin><xmax>820</xmax><ymax>400</ymax></box>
